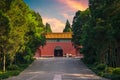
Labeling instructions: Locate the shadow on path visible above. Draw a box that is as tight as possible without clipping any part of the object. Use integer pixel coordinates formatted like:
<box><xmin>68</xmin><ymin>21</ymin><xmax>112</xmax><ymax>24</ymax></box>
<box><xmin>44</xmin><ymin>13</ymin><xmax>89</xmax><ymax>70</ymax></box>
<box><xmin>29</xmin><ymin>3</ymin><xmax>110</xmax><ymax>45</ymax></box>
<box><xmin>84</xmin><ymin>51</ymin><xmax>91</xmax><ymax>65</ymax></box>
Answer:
<box><xmin>6</xmin><ymin>57</ymin><xmax>109</xmax><ymax>80</ymax></box>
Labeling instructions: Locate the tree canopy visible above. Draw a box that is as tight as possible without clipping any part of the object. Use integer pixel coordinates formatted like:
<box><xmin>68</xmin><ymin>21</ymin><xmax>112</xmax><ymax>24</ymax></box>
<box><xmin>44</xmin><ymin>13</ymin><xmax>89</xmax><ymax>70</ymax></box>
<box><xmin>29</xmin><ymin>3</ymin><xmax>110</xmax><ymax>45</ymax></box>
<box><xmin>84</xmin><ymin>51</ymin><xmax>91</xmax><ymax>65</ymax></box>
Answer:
<box><xmin>72</xmin><ymin>0</ymin><xmax>120</xmax><ymax>67</ymax></box>
<box><xmin>45</xmin><ymin>23</ymin><xmax>52</xmax><ymax>33</ymax></box>
<box><xmin>63</xmin><ymin>20</ymin><xmax>72</xmax><ymax>32</ymax></box>
<box><xmin>0</xmin><ymin>0</ymin><xmax>46</xmax><ymax>72</ymax></box>
<box><xmin>72</xmin><ymin>9</ymin><xmax>90</xmax><ymax>45</ymax></box>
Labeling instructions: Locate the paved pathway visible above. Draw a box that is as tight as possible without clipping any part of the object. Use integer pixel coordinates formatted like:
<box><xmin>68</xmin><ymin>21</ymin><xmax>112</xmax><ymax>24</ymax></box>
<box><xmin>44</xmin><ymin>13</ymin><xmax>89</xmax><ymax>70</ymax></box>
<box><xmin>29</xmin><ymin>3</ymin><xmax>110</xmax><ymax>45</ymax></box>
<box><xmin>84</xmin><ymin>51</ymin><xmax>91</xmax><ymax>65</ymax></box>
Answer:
<box><xmin>6</xmin><ymin>57</ymin><xmax>109</xmax><ymax>80</ymax></box>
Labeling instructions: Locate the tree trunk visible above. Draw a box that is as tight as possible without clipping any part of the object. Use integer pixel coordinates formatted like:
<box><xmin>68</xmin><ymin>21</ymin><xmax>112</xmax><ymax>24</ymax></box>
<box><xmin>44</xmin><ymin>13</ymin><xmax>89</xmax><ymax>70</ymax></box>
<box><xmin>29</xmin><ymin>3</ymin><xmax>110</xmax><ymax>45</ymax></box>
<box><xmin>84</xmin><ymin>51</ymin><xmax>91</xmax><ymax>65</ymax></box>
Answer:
<box><xmin>116</xmin><ymin>46</ymin><xmax>120</xmax><ymax>67</ymax></box>
<box><xmin>3</xmin><ymin>52</ymin><xmax>6</xmax><ymax>72</ymax></box>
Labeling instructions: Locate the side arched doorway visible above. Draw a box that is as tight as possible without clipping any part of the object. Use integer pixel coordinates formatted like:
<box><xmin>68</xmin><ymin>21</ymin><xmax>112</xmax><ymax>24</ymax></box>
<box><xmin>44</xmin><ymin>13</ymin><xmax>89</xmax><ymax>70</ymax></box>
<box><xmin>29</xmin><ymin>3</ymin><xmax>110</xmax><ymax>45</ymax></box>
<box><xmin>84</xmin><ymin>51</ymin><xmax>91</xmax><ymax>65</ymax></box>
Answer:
<box><xmin>54</xmin><ymin>46</ymin><xmax>63</xmax><ymax>57</ymax></box>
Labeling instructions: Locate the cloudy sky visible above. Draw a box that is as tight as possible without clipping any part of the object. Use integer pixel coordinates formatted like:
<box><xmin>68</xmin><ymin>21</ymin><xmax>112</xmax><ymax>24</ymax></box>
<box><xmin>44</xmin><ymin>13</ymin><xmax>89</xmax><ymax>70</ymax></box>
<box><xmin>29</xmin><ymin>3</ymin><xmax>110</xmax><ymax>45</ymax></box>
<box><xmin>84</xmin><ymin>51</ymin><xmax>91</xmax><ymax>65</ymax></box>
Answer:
<box><xmin>24</xmin><ymin>0</ymin><xmax>88</xmax><ymax>32</ymax></box>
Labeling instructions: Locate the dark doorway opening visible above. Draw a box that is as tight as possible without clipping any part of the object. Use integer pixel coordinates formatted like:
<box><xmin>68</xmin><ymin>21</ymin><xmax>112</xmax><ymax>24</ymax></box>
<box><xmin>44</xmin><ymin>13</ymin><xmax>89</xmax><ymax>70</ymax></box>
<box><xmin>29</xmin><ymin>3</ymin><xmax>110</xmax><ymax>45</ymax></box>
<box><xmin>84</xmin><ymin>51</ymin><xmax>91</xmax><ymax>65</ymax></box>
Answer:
<box><xmin>54</xmin><ymin>46</ymin><xmax>63</xmax><ymax>57</ymax></box>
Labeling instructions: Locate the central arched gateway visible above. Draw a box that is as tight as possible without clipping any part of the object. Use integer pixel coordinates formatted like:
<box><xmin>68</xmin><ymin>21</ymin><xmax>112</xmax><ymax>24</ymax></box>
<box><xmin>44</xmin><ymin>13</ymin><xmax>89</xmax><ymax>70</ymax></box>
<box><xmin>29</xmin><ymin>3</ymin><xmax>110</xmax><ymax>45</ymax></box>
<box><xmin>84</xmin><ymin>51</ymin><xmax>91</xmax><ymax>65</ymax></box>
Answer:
<box><xmin>34</xmin><ymin>32</ymin><xmax>80</xmax><ymax>58</ymax></box>
<box><xmin>54</xmin><ymin>46</ymin><xmax>63</xmax><ymax>57</ymax></box>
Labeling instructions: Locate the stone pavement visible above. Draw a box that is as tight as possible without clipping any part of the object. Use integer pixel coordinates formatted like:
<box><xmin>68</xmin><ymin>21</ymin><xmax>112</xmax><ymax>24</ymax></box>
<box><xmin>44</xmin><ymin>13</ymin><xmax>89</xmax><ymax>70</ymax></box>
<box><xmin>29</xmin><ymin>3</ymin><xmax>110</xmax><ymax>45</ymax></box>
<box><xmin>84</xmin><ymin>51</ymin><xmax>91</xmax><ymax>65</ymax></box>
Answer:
<box><xmin>6</xmin><ymin>57</ymin><xmax>109</xmax><ymax>80</ymax></box>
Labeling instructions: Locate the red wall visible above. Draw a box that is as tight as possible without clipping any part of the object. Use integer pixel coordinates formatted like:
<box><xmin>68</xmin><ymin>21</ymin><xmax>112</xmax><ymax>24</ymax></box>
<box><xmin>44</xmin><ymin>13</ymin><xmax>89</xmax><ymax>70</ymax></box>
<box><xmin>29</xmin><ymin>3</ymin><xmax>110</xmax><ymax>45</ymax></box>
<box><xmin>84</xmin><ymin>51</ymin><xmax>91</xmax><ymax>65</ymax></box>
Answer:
<box><xmin>34</xmin><ymin>42</ymin><xmax>78</xmax><ymax>57</ymax></box>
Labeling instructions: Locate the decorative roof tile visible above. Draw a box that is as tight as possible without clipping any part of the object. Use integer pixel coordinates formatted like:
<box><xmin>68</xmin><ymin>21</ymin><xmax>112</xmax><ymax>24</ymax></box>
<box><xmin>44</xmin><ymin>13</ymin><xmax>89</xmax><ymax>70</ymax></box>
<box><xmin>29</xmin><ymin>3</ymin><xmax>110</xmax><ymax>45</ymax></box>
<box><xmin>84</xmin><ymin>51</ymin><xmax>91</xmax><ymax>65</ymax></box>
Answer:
<box><xmin>45</xmin><ymin>32</ymin><xmax>72</xmax><ymax>39</ymax></box>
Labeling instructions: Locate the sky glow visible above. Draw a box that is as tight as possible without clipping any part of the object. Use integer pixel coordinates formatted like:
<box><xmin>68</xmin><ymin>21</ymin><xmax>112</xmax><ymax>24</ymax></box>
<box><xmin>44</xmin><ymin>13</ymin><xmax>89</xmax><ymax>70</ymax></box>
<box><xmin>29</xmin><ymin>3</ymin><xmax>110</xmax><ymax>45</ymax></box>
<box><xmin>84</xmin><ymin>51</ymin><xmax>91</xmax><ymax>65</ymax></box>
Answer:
<box><xmin>24</xmin><ymin>0</ymin><xmax>88</xmax><ymax>32</ymax></box>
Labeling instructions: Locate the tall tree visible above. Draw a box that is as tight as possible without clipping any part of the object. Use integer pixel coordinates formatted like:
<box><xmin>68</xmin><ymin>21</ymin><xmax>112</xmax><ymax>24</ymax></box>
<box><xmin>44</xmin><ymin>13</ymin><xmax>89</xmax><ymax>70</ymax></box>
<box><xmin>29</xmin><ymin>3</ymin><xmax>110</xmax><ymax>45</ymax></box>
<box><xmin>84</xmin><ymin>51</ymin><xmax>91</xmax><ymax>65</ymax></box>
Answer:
<box><xmin>45</xmin><ymin>23</ymin><xmax>52</xmax><ymax>33</ymax></box>
<box><xmin>0</xmin><ymin>11</ymin><xmax>10</xmax><ymax>71</ymax></box>
<box><xmin>88</xmin><ymin>0</ymin><xmax>120</xmax><ymax>67</ymax></box>
<box><xmin>0</xmin><ymin>0</ymin><xmax>46</xmax><ymax>71</ymax></box>
<box><xmin>76</xmin><ymin>0</ymin><xmax>120</xmax><ymax>67</ymax></box>
<box><xmin>0</xmin><ymin>0</ymin><xmax>12</xmax><ymax>12</ymax></box>
<box><xmin>63</xmin><ymin>20</ymin><xmax>71</xmax><ymax>32</ymax></box>
<box><xmin>72</xmin><ymin>9</ymin><xmax>90</xmax><ymax>46</ymax></box>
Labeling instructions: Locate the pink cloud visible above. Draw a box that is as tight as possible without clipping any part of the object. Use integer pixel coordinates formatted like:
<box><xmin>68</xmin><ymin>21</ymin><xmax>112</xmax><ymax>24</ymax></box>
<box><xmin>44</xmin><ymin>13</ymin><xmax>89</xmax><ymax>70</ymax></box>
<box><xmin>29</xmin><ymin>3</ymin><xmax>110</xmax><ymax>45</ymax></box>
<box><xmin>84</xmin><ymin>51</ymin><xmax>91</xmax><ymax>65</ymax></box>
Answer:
<box><xmin>58</xmin><ymin>0</ymin><xmax>88</xmax><ymax>11</ymax></box>
<box><xmin>42</xmin><ymin>0</ymin><xmax>89</xmax><ymax>32</ymax></box>
<box><xmin>43</xmin><ymin>17</ymin><xmax>65</xmax><ymax>32</ymax></box>
<box><xmin>61</xmin><ymin>13</ymin><xmax>74</xmax><ymax>24</ymax></box>
<box><xmin>61</xmin><ymin>13</ymin><xmax>70</xmax><ymax>19</ymax></box>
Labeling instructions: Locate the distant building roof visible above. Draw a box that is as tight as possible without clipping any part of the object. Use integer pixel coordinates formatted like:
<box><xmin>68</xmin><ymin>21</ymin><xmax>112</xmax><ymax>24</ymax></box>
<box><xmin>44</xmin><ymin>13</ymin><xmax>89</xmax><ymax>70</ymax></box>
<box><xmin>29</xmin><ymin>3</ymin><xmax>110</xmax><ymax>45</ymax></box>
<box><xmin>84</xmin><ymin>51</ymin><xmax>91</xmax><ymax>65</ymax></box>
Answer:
<box><xmin>45</xmin><ymin>32</ymin><xmax>72</xmax><ymax>39</ymax></box>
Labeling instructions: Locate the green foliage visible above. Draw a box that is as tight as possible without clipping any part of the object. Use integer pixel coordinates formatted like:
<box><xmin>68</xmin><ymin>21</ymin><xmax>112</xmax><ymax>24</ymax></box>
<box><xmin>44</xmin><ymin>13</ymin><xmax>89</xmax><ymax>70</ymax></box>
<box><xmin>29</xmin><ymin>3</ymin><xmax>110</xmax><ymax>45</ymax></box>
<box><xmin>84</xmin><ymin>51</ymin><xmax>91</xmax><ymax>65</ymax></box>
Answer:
<box><xmin>72</xmin><ymin>9</ymin><xmax>90</xmax><ymax>45</ymax></box>
<box><xmin>0</xmin><ymin>0</ymin><xmax>46</xmax><ymax>72</ymax></box>
<box><xmin>7</xmin><ymin>65</ymin><xmax>19</xmax><ymax>70</ymax></box>
<box><xmin>85</xmin><ymin>62</ymin><xmax>120</xmax><ymax>80</ymax></box>
<box><xmin>14</xmin><ymin>53</ymin><xmax>25</xmax><ymax>64</ymax></box>
<box><xmin>112</xmin><ymin>68</ymin><xmax>120</xmax><ymax>75</ymax></box>
<box><xmin>45</xmin><ymin>23</ymin><xmax>52</xmax><ymax>32</ymax></box>
<box><xmin>106</xmin><ymin>67</ymin><xmax>114</xmax><ymax>74</ymax></box>
<box><xmin>0</xmin><ymin>11</ymin><xmax>10</xmax><ymax>36</ymax></box>
<box><xmin>0</xmin><ymin>63</ymin><xmax>32</xmax><ymax>79</ymax></box>
<box><xmin>0</xmin><ymin>71</ymin><xmax>20</xmax><ymax>79</ymax></box>
<box><xmin>83</xmin><ymin>55</ymin><xmax>96</xmax><ymax>64</ymax></box>
<box><xmin>0</xmin><ymin>0</ymin><xmax>46</xmax><ymax>78</ymax></box>
<box><xmin>73</xmin><ymin>0</ymin><xmax>120</xmax><ymax>68</ymax></box>
<box><xmin>0</xmin><ymin>11</ymin><xmax>11</xmax><ymax>72</ymax></box>
<box><xmin>63</xmin><ymin>20</ymin><xmax>72</xmax><ymax>32</ymax></box>
<box><xmin>84</xmin><ymin>0</ymin><xmax>120</xmax><ymax>67</ymax></box>
<box><xmin>72</xmin><ymin>0</ymin><xmax>120</xmax><ymax>79</ymax></box>
<box><xmin>0</xmin><ymin>0</ymin><xmax>12</xmax><ymax>12</ymax></box>
<box><xmin>24</xmin><ymin>55</ymin><xmax>31</xmax><ymax>63</ymax></box>
<box><xmin>23</xmin><ymin>47</ymin><xmax>34</xmax><ymax>63</ymax></box>
<box><xmin>96</xmin><ymin>64</ymin><xmax>107</xmax><ymax>71</ymax></box>
<box><xmin>111</xmin><ymin>75</ymin><xmax>120</xmax><ymax>80</ymax></box>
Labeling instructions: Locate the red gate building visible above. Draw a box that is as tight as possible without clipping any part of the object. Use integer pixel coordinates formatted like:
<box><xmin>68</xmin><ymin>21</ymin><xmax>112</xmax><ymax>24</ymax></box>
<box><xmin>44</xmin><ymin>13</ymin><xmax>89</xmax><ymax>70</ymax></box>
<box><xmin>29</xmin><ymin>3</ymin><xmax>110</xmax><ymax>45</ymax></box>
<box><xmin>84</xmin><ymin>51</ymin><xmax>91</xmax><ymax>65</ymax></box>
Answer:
<box><xmin>34</xmin><ymin>32</ymin><xmax>80</xmax><ymax>57</ymax></box>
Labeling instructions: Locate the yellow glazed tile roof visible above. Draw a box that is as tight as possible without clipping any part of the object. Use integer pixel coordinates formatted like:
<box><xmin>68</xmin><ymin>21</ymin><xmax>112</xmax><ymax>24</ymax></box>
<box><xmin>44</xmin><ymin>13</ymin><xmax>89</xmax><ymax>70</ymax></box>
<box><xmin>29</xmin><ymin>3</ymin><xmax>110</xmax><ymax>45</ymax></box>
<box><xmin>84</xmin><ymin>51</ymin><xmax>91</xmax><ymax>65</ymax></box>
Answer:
<box><xmin>45</xmin><ymin>32</ymin><xmax>72</xmax><ymax>39</ymax></box>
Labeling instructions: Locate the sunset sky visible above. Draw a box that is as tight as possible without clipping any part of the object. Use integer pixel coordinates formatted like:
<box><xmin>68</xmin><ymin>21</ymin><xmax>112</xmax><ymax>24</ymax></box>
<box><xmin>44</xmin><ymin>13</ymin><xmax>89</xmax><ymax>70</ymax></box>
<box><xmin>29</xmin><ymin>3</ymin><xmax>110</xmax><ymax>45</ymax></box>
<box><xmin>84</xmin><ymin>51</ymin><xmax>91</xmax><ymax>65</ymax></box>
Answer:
<box><xmin>24</xmin><ymin>0</ymin><xmax>89</xmax><ymax>32</ymax></box>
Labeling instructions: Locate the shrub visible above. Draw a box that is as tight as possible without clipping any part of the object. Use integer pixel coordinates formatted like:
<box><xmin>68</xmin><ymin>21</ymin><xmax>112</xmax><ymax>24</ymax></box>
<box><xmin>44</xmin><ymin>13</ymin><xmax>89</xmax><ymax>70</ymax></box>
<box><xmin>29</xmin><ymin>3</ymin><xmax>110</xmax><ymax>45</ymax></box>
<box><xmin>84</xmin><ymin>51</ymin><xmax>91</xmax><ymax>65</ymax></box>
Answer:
<box><xmin>96</xmin><ymin>64</ymin><xmax>106</xmax><ymax>71</ymax></box>
<box><xmin>7</xmin><ymin>64</ymin><xmax>19</xmax><ymax>70</ymax></box>
<box><xmin>23</xmin><ymin>47</ymin><xmax>34</xmax><ymax>63</ymax></box>
<box><xmin>106</xmin><ymin>67</ymin><xmax>114</xmax><ymax>74</ymax></box>
<box><xmin>0</xmin><ymin>71</ymin><xmax>20</xmax><ymax>79</ymax></box>
<box><xmin>83</xmin><ymin>56</ymin><xmax>96</xmax><ymax>64</ymax></box>
<box><xmin>108</xmin><ymin>68</ymin><xmax>120</xmax><ymax>80</ymax></box>
<box><xmin>0</xmin><ymin>72</ymin><xmax>9</xmax><ymax>79</ymax></box>
<box><xmin>24</xmin><ymin>55</ymin><xmax>34</xmax><ymax>63</ymax></box>
<box><xmin>112</xmin><ymin>68</ymin><xmax>120</xmax><ymax>75</ymax></box>
<box><xmin>97</xmin><ymin>72</ymin><xmax>104</xmax><ymax>76</ymax></box>
<box><xmin>111</xmin><ymin>75</ymin><xmax>120</xmax><ymax>80</ymax></box>
<box><xmin>103</xmin><ymin>73</ymin><xmax>112</xmax><ymax>79</ymax></box>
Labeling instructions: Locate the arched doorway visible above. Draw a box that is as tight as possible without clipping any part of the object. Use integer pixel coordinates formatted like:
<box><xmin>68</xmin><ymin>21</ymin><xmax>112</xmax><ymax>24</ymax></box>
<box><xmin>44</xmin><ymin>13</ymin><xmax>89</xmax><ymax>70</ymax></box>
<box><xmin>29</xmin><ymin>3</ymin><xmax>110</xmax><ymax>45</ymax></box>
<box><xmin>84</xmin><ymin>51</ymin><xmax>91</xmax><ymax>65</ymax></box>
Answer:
<box><xmin>54</xmin><ymin>46</ymin><xmax>63</xmax><ymax>57</ymax></box>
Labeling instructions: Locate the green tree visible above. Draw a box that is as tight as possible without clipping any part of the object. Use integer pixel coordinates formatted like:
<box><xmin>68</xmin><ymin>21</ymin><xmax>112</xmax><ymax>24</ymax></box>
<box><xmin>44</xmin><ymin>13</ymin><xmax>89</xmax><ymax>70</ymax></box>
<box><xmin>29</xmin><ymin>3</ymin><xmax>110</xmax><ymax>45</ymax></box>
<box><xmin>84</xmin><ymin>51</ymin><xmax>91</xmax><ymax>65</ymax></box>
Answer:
<box><xmin>0</xmin><ymin>0</ymin><xmax>46</xmax><ymax>71</ymax></box>
<box><xmin>72</xmin><ymin>9</ymin><xmax>90</xmax><ymax>46</ymax></box>
<box><xmin>0</xmin><ymin>11</ymin><xmax>10</xmax><ymax>72</ymax></box>
<box><xmin>63</xmin><ymin>20</ymin><xmax>72</xmax><ymax>32</ymax></box>
<box><xmin>45</xmin><ymin>23</ymin><xmax>52</xmax><ymax>33</ymax></box>
<box><xmin>0</xmin><ymin>0</ymin><xmax>12</xmax><ymax>12</ymax></box>
<box><xmin>88</xmin><ymin>0</ymin><xmax>120</xmax><ymax>67</ymax></box>
<box><xmin>5</xmin><ymin>0</ymin><xmax>30</xmax><ymax>65</ymax></box>
<box><xmin>78</xmin><ymin>0</ymin><xmax>120</xmax><ymax>67</ymax></box>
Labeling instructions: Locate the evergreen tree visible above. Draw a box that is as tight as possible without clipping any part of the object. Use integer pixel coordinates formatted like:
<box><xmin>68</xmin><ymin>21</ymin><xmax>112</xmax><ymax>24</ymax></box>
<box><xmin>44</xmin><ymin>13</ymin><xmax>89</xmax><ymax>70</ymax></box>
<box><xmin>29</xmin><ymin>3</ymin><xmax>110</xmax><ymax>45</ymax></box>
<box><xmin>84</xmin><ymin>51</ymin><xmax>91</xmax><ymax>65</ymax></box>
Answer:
<box><xmin>71</xmin><ymin>0</ymin><xmax>120</xmax><ymax>67</ymax></box>
<box><xmin>87</xmin><ymin>0</ymin><xmax>120</xmax><ymax>67</ymax></box>
<box><xmin>72</xmin><ymin>9</ymin><xmax>90</xmax><ymax>46</ymax></box>
<box><xmin>63</xmin><ymin>20</ymin><xmax>71</xmax><ymax>32</ymax></box>
<box><xmin>45</xmin><ymin>23</ymin><xmax>52</xmax><ymax>33</ymax></box>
